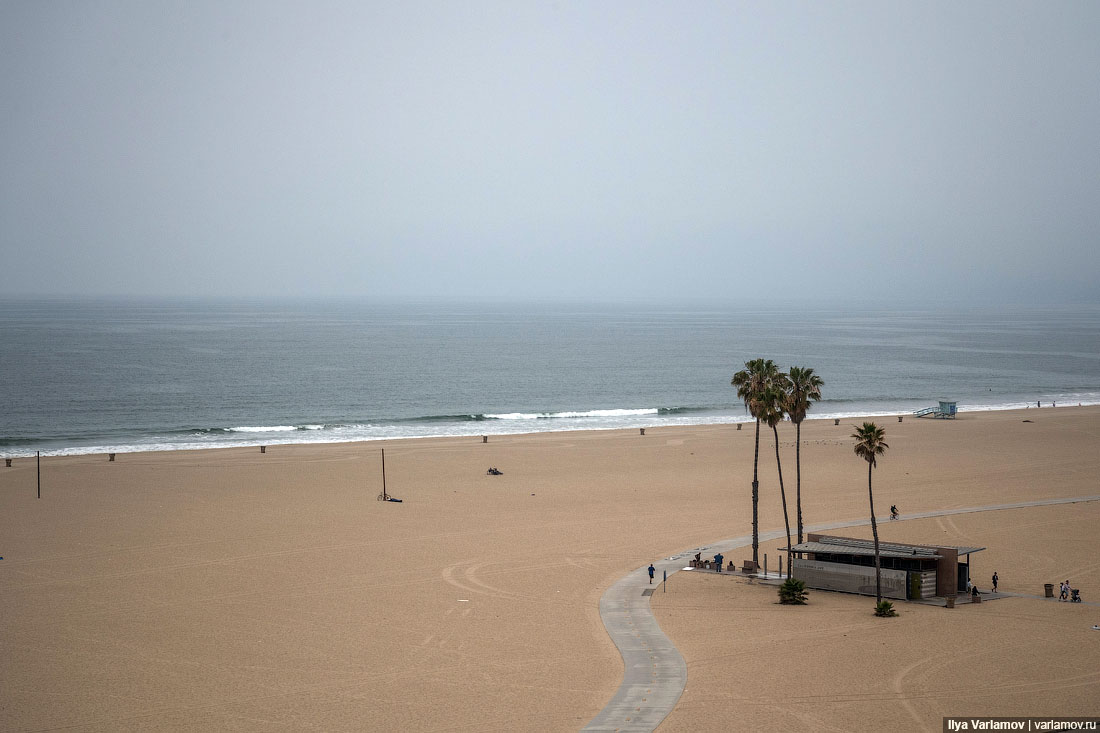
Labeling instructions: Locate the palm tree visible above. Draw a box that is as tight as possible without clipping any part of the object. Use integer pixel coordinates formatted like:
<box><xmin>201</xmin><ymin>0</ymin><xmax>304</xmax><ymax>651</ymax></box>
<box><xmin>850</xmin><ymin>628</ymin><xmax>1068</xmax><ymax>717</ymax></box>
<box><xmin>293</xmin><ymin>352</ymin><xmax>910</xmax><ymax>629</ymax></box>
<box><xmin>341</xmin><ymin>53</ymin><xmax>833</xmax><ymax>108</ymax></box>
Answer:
<box><xmin>731</xmin><ymin>358</ymin><xmax>781</xmax><ymax>566</ymax></box>
<box><xmin>778</xmin><ymin>577</ymin><xmax>808</xmax><ymax>605</ymax></box>
<box><xmin>786</xmin><ymin>366</ymin><xmax>824</xmax><ymax>544</ymax></box>
<box><xmin>852</xmin><ymin>422</ymin><xmax>889</xmax><ymax>604</ymax></box>
<box><xmin>761</xmin><ymin>378</ymin><xmax>794</xmax><ymax>576</ymax></box>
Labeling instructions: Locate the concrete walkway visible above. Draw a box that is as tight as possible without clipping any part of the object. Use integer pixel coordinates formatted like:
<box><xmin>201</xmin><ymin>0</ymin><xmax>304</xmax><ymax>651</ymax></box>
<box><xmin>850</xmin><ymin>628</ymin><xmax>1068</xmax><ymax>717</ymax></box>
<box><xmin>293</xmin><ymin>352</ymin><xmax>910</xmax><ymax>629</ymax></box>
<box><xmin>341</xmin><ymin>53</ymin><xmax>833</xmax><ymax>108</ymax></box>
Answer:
<box><xmin>582</xmin><ymin>494</ymin><xmax>1100</xmax><ymax>732</ymax></box>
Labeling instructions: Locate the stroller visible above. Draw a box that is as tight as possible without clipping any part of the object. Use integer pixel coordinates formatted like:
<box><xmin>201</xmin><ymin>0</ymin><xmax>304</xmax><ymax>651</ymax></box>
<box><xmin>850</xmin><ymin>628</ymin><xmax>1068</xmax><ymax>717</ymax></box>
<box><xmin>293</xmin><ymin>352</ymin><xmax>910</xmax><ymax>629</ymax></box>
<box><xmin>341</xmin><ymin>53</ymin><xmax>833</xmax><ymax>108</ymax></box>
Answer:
<box><xmin>1070</xmin><ymin>588</ymin><xmax>1082</xmax><ymax>603</ymax></box>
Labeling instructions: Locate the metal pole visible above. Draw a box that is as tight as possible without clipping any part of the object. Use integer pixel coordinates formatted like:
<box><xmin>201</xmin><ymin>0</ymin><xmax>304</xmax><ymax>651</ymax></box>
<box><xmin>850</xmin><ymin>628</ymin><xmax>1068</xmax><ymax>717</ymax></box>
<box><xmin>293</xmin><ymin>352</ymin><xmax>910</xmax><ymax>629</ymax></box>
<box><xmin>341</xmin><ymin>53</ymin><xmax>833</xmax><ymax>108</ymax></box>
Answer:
<box><xmin>663</xmin><ymin>570</ymin><xmax>667</xmax><ymax>592</ymax></box>
<box><xmin>381</xmin><ymin>448</ymin><xmax>387</xmax><ymax>501</ymax></box>
<box><xmin>37</xmin><ymin>450</ymin><xmax>41</xmax><ymax>499</ymax></box>
<box><xmin>764</xmin><ymin>553</ymin><xmax>767</xmax><ymax>578</ymax></box>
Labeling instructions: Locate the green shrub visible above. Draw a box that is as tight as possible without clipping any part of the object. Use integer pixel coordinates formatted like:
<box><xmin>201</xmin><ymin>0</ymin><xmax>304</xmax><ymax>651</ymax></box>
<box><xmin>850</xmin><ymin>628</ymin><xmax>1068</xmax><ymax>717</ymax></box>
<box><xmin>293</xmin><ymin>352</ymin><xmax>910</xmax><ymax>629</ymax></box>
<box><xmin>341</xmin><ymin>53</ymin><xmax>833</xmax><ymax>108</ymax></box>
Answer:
<box><xmin>874</xmin><ymin>600</ymin><xmax>898</xmax><ymax>617</ymax></box>
<box><xmin>778</xmin><ymin>577</ymin><xmax>808</xmax><ymax>605</ymax></box>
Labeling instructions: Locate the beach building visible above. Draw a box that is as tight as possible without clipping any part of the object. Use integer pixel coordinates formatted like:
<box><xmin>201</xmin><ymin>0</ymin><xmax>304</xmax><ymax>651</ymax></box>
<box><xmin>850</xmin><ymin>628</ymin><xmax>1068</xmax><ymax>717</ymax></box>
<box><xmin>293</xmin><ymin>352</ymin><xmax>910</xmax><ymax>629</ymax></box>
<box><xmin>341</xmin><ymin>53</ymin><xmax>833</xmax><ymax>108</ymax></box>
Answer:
<box><xmin>785</xmin><ymin>534</ymin><xmax>984</xmax><ymax>601</ymax></box>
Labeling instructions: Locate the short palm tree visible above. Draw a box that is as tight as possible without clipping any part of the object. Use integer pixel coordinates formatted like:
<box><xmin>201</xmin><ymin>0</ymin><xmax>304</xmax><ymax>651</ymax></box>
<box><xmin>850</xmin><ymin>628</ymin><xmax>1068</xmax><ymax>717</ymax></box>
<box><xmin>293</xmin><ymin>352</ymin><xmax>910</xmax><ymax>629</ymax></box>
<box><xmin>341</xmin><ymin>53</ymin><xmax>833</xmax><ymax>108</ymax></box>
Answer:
<box><xmin>786</xmin><ymin>366</ymin><xmax>823</xmax><ymax>544</ymax></box>
<box><xmin>761</xmin><ymin>377</ymin><xmax>794</xmax><ymax>575</ymax></box>
<box><xmin>731</xmin><ymin>358</ymin><xmax>781</xmax><ymax>566</ymax></box>
<box><xmin>778</xmin><ymin>577</ymin><xmax>808</xmax><ymax>605</ymax></box>
<box><xmin>852</xmin><ymin>422</ymin><xmax>889</xmax><ymax>604</ymax></box>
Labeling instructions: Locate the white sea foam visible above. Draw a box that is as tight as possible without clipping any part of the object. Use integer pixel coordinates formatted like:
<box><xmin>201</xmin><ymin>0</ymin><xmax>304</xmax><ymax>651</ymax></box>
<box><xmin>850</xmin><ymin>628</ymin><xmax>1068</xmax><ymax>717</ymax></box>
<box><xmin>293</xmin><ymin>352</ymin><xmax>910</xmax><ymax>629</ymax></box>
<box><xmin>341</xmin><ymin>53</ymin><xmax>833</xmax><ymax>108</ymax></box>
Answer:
<box><xmin>227</xmin><ymin>426</ymin><xmax>297</xmax><ymax>432</ymax></box>
<box><xmin>485</xmin><ymin>408</ymin><xmax>659</xmax><ymax>420</ymax></box>
<box><xmin>15</xmin><ymin>396</ymin><xmax>1100</xmax><ymax>458</ymax></box>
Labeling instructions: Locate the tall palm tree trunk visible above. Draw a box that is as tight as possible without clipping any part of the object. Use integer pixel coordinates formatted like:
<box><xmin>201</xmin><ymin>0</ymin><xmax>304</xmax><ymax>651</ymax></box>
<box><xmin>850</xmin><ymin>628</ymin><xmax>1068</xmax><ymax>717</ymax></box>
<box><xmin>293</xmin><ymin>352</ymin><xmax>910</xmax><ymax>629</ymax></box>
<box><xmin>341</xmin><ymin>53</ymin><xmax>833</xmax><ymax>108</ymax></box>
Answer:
<box><xmin>795</xmin><ymin>422</ymin><xmax>803</xmax><ymax>544</ymax></box>
<box><xmin>751</xmin><ymin>418</ymin><xmax>760</xmax><ymax>565</ymax></box>
<box><xmin>772</xmin><ymin>425</ymin><xmax>792</xmax><ymax>577</ymax></box>
<box><xmin>868</xmin><ymin>461</ymin><xmax>881</xmax><ymax>602</ymax></box>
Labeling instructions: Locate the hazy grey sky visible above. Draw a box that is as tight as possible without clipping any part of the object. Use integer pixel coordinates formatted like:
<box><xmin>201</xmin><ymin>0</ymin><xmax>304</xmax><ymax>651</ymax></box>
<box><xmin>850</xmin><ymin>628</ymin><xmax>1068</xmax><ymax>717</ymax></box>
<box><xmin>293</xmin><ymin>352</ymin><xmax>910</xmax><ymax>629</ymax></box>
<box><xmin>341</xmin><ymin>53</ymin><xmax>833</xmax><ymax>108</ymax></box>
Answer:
<box><xmin>2</xmin><ymin>1</ymin><xmax>1098</xmax><ymax>302</ymax></box>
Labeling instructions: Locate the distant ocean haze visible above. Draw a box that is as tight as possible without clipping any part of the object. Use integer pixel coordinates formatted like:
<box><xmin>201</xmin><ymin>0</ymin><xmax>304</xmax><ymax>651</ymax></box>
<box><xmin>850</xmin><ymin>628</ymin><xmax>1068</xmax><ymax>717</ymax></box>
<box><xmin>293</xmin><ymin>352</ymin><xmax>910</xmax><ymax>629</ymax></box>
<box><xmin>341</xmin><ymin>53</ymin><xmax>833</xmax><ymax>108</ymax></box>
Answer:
<box><xmin>1</xmin><ymin>298</ymin><xmax>1098</xmax><ymax>455</ymax></box>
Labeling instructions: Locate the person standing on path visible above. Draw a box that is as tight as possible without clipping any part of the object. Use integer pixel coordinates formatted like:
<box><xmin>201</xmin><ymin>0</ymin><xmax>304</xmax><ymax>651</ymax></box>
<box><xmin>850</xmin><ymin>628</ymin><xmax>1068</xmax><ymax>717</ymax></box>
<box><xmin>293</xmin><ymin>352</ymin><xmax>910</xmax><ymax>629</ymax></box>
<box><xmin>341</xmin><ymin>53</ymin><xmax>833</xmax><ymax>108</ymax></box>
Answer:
<box><xmin>714</xmin><ymin>552</ymin><xmax>723</xmax><ymax>573</ymax></box>
<box><xmin>992</xmin><ymin>571</ymin><xmax>998</xmax><ymax>592</ymax></box>
<box><xmin>648</xmin><ymin>564</ymin><xmax>655</xmax><ymax>584</ymax></box>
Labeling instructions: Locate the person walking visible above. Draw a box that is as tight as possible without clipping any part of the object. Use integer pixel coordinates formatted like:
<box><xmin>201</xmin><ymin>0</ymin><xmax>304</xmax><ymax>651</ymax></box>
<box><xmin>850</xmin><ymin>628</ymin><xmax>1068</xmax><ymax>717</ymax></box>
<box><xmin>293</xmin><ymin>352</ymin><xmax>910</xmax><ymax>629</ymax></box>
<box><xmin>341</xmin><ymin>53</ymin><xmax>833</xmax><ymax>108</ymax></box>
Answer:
<box><xmin>1060</xmin><ymin>580</ymin><xmax>1069</xmax><ymax>601</ymax></box>
<box><xmin>992</xmin><ymin>571</ymin><xmax>998</xmax><ymax>592</ymax></box>
<box><xmin>648</xmin><ymin>563</ymin><xmax>655</xmax><ymax>584</ymax></box>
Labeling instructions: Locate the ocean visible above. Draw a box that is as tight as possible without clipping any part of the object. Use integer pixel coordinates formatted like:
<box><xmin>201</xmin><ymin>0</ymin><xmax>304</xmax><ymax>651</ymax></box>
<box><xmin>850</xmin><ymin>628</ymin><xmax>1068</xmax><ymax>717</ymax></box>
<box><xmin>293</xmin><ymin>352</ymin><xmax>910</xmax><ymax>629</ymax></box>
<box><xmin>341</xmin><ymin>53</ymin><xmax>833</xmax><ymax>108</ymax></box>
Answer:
<box><xmin>1</xmin><ymin>298</ymin><xmax>1098</xmax><ymax>456</ymax></box>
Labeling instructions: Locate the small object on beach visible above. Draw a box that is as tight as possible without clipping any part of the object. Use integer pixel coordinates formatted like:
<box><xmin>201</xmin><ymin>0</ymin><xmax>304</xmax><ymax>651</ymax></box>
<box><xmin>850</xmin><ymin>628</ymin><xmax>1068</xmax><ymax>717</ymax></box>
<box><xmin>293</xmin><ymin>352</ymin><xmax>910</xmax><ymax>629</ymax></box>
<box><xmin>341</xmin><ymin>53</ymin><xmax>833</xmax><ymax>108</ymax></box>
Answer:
<box><xmin>1091</xmin><ymin>625</ymin><xmax>1100</xmax><ymax>630</ymax></box>
<box><xmin>260</xmin><ymin>446</ymin><xmax>266</xmax><ymax>454</ymax></box>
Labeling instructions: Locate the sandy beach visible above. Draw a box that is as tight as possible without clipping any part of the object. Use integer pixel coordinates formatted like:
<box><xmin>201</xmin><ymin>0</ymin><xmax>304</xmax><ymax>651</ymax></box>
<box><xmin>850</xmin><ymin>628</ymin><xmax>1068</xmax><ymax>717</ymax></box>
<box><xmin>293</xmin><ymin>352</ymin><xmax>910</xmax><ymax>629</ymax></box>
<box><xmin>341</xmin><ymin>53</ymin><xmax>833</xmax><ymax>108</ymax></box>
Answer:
<box><xmin>2</xmin><ymin>406</ymin><xmax>1099</xmax><ymax>731</ymax></box>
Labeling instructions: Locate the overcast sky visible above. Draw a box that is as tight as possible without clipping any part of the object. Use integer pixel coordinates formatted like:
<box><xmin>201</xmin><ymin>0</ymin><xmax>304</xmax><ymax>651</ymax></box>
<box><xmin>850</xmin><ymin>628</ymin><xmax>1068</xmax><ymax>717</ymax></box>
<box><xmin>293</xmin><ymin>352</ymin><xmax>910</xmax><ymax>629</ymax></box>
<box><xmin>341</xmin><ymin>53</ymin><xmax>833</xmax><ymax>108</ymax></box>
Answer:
<box><xmin>2</xmin><ymin>2</ymin><xmax>1098</xmax><ymax>303</ymax></box>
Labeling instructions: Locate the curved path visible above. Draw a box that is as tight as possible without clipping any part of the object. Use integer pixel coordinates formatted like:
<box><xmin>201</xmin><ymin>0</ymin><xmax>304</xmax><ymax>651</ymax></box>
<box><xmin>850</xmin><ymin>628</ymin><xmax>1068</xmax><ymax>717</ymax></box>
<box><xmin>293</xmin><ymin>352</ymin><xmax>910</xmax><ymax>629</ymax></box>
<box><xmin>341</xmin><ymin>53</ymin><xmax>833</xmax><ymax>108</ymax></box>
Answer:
<box><xmin>582</xmin><ymin>495</ymin><xmax>1100</xmax><ymax>732</ymax></box>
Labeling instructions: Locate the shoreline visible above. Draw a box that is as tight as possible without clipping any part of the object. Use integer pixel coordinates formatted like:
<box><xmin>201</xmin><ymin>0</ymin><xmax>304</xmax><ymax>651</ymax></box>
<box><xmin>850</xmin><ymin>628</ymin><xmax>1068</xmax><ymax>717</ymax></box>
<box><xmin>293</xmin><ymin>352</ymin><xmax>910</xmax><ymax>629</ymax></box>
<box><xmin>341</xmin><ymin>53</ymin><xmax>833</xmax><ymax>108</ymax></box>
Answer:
<box><xmin>4</xmin><ymin>402</ymin><xmax>1095</xmax><ymax>459</ymax></box>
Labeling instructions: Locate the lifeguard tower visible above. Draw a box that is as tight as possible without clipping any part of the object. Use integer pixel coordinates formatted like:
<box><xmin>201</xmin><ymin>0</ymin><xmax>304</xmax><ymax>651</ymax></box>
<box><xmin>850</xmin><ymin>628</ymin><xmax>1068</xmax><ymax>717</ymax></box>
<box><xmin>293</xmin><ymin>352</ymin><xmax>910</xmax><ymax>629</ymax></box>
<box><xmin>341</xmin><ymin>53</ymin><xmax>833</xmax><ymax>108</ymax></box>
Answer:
<box><xmin>913</xmin><ymin>400</ymin><xmax>957</xmax><ymax>419</ymax></box>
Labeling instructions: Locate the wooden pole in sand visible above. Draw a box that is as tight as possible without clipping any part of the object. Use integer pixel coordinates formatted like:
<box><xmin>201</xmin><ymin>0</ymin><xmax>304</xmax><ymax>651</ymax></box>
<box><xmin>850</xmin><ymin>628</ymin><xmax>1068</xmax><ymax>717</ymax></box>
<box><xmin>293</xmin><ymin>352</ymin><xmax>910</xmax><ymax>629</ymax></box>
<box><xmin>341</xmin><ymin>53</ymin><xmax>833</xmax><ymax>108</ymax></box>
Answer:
<box><xmin>381</xmin><ymin>448</ymin><xmax>387</xmax><ymax>501</ymax></box>
<box><xmin>37</xmin><ymin>450</ymin><xmax>40</xmax><ymax>499</ymax></box>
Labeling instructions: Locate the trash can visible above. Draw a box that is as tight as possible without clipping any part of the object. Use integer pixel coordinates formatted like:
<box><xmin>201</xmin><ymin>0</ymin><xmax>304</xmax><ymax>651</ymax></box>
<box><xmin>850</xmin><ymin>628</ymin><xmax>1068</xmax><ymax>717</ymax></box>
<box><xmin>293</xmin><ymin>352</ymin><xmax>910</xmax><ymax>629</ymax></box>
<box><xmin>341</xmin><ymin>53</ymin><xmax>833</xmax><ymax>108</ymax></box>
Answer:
<box><xmin>945</xmin><ymin>596</ymin><xmax>955</xmax><ymax>609</ymax></box>
<box><xmin>1044</xmin><ymin>583</ymin><xmax>1054</xmax><ymax>598</ymax></box>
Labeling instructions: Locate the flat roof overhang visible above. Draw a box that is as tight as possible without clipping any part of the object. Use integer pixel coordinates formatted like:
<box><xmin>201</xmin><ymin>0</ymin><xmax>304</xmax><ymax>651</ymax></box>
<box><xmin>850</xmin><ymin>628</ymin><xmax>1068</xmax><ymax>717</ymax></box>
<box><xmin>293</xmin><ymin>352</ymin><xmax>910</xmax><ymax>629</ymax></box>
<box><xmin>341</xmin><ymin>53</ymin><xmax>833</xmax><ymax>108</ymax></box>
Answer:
<box><xmin>783</xmin><ymin>536</ymin><xmax>986</xmax><ymax>559</ymax></box>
